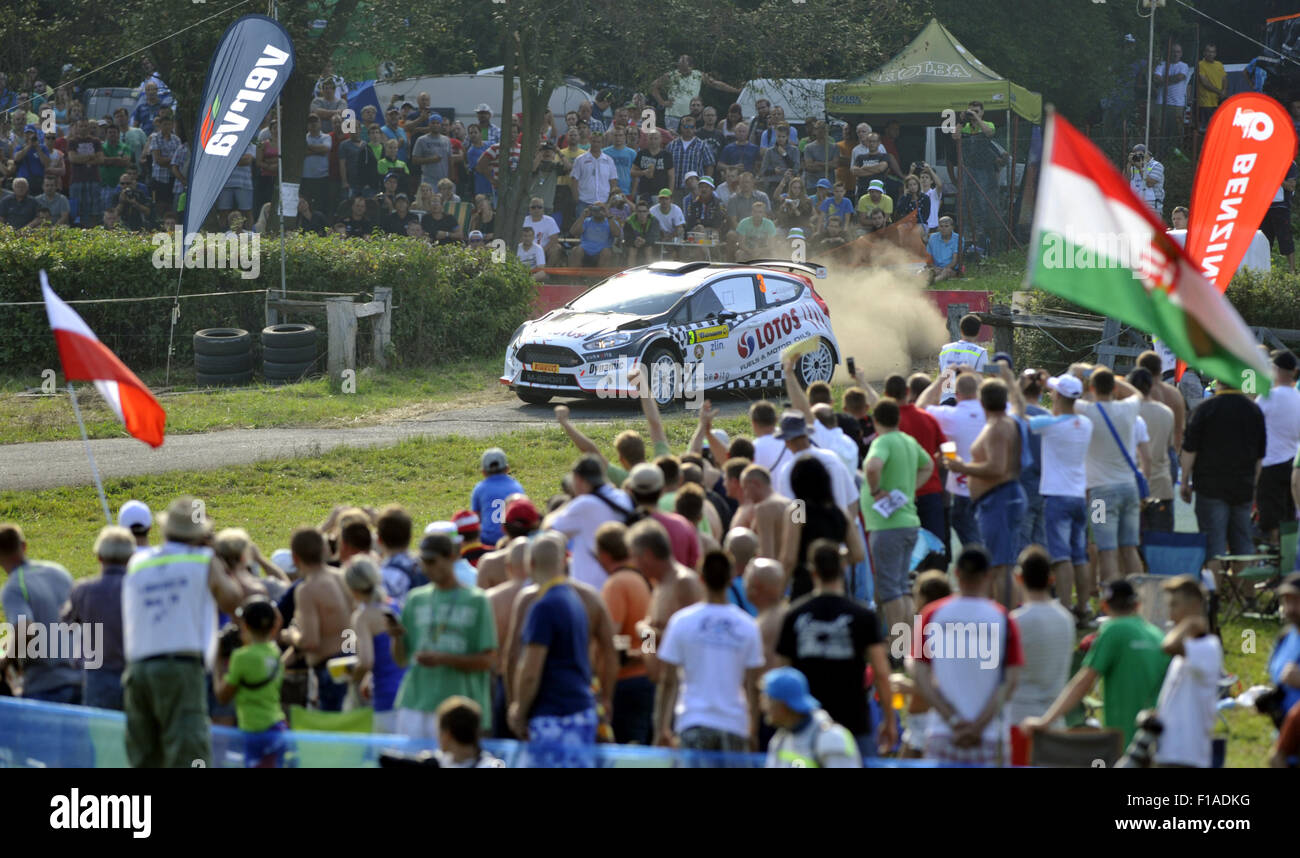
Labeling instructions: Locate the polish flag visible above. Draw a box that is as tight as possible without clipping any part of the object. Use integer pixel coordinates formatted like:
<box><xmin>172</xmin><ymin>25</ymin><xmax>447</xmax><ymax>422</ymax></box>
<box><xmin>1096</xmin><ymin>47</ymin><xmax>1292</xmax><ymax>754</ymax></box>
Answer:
<box><xmin>41</xmin><ymin>272</ymin><xmax>166</xmax><ymax>447</ymax></box>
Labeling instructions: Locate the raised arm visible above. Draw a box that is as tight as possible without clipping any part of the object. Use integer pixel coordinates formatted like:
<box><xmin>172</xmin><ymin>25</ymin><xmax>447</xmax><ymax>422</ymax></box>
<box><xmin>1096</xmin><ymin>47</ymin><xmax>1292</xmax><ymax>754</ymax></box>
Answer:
<box><xmin>555</xmin><ymin>404</ymin><xmax>606</xmax><ymax>461</ymax></box>
<box><xmin>997</xmin><ymin>360</ymin><xmax>1025</xmax><ymax>416</ymax></box>
<box><xmin>781</xmin><ymin>352</ymin><xmax>814</xmax><ymax>423</ymax></box>
<box><xmin>916</xmin><ymin>368</ymin><xmax>952</xmax><ymax>409</ymax></box>
<box><xmin>631</xmin><ymin>367</ymin><xmax>668</xmax><ymax>449</ymax></box>
<box><xmin>853</xmin><ymin>365</ymin><xmax>880</xmax><ymax>408</ymax></box>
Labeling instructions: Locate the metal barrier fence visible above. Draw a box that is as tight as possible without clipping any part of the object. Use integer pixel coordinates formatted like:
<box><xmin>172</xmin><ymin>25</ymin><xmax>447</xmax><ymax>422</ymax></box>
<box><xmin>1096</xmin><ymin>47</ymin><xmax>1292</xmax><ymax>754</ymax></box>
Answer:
<box><xmin>0</xmin><ymin>696</ymin><xmax>971</xmax><ymax>768</ymax></box>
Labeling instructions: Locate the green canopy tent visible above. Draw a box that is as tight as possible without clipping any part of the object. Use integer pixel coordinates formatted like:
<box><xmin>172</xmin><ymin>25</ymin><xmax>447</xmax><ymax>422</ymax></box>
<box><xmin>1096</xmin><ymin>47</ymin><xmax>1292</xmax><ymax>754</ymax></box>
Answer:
<box><xmin>827</xmin><ymin>18</ymin><xmax>1042</xmax><ymax>250</ymax></box>
<box><xmin>825</xmin><ymin>18</ymin><xmax>1041</xmax><ymax>122</ymax></box>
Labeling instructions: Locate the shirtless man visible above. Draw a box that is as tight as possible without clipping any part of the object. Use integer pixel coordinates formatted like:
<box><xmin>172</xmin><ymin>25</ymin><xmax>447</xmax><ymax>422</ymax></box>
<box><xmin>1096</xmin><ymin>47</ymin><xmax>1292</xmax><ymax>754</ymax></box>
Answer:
<box><xmin>1136</xmin><ymin>349</ymin><xmax>1186</xmax><ymax>478</ymax></box>
<box><xmin>627</xmin><ymin>518</ymin><xmax>705</xmax><ymax>740</ymax></box>
<box><xmin>476</xmin><ymin>541</ymin><xmax>511</xmax><ymax>590</ymax></box>
<box><xmin>721</xmin><ymin>527</ymin><xmax>761</xmax><ymax>615</ymax></box>
<box><xmin>729</xmin><ymin>462</ymin><xmax>790</xmax><ymax>560</ymax></box>
<box><xmin>947</xmin><ymin>368</ymin><xmax>1026</xmax><ymax>608</ymax></box>
<box><xmin>486</xmin><ymin>538</ymin><xmax>531</xmax><ymax>662</ymax></box>
<box><xmin>280</xmin><ymin>527</ymin><xmax>356</xmax><ymax>711</ymax></box>
<box><xmin>744</xmin><ymin>557</ymin><xmax>786</xmax><ymax>672</ymax></box>
<box><xmin>484</xmin><ymin>537</ymin><xmax>530</xmax><ymax>735</ymax></box>
<box><xmin>501</xmin><ymin>537</ymin><xmax>619</xmax><ymax>726</ymax></box>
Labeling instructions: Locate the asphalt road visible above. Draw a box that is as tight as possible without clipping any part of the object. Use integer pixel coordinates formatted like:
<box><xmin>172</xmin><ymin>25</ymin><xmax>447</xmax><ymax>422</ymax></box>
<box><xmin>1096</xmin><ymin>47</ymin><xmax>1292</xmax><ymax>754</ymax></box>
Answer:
<box><xmin>0</xmin><ymin>394</ymin><xmax>760</xmax><ymax>492</ymax></box>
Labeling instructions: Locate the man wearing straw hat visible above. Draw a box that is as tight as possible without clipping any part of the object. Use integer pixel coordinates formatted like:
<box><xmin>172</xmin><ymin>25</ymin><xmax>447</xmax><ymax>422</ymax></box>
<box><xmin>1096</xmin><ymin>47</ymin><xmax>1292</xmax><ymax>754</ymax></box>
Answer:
<box><xmin>121</xmin><ymin>496</ymin><xmax>247</xmax><ymax>767</ymax></box>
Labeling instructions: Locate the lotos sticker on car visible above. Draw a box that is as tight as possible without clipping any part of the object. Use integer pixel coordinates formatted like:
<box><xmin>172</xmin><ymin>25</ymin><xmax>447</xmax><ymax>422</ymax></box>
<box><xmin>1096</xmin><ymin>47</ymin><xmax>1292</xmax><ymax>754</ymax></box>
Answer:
<box><xmin>687</xmin><ymin>324</ymin><xmax>729</xmax><ymax>345</ymax></box>
<box><xmin>735</xmin><ymin>310</ymin><xmax>802</xmax><ymax>358</ymax></box>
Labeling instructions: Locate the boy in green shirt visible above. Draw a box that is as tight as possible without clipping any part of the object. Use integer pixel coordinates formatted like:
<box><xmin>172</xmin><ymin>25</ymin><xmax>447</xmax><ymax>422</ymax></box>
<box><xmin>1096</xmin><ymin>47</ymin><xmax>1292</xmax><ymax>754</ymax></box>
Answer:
<box><xmin>215</xmin><ymin>598</ymin><xmax>290</xmax><ymax>767</ymax></box>
<box><xmin>1021</xmin><ymin>578</ymin><xmax>1170</xmax><ymax>744</ymax></box>
<box><xmin>391</xmin><ymin>532</ymin><xmax>497</xmax><ymax>742</ymax></box>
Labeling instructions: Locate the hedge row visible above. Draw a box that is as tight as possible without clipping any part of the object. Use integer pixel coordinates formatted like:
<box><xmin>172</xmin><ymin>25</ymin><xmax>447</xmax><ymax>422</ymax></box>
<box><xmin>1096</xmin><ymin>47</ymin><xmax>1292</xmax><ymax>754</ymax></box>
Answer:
<box><xmin>0</xmin><ymin>227</ymin><xmax>538</xmax><ymax>375</ymax></box>
<box><xmin>1014</xmin><ymin>257</ymin><xmax>1300</xmax><ymax>374</ymax></box>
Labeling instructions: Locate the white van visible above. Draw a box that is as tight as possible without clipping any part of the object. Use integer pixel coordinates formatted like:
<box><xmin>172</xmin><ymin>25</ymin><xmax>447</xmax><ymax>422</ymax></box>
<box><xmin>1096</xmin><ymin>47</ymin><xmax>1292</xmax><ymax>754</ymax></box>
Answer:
<box><xmin>371</xmin><ymin>74</ymin><xmax>593</xmax><ymax>133</ymax></box>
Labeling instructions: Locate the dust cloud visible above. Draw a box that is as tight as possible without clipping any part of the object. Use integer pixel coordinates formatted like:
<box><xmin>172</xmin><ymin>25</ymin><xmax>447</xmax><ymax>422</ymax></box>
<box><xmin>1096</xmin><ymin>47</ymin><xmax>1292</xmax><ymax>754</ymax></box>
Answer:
<box><xmin>816</xmin><ymin>246</ymin><xmax>949</xmax><ymax>383</ymax></box>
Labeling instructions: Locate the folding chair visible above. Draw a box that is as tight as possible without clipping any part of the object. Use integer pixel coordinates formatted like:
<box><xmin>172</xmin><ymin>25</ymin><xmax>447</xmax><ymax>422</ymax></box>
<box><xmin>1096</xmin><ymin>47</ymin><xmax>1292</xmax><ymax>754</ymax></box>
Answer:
<box><xmin>1221</xmin><ymin>521</ymin><xmax>1297</xmax><ymax>623</ymax></box>
<box><xmin>1140</xmin><ymin>531</ymin><xmax>1208</xmax><ymax>628</ymax></box>
<box><xmin>1028</xmin><ymin>728</ymin><xmax>1125</xmax><ymax>768</ymax></box>
<box><xmin>1140</xmin><ymin>531</ymin><xmax>1207</xmax><ymax>578</ymax></box>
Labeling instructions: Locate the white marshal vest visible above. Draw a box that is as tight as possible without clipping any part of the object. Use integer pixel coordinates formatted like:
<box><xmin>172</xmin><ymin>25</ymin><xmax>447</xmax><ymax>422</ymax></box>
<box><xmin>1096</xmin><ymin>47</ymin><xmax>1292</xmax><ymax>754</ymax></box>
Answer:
<box><xmin>122</xmin><ymin>542</ymin><xmax>218</xmax><ymax>666</ymax></box>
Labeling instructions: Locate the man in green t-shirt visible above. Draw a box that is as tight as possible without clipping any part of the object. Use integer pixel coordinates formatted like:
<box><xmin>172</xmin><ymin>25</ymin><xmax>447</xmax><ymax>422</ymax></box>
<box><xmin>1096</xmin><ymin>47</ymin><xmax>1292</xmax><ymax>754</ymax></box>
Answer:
<box><xmin>391</xmin><ymin>532</ymin><xmax>497</xmax><ymax>742</ymax></box>
<box><xmin>862</xmin><ymin>397</ymin><xmax>934</xmax><ymax>650</ymax></box>
<box><xmin>100</xmin><ymin>124</ymin><xmax>134</xmax><ymax>210</ymax></box>
<box><xmin>730</xmin><ymin>200</ymin><xmax>778</xmax><ymax>262</ymax></box>
<box><xmin>215</xmin><ymin>598</ymin><xmax>289</xmax><ymax>767</ymax></box>
<box><xmin>1021</xmin><ymin>577</ymin><xmax>1169</xmax><ymax>744</ymax></box>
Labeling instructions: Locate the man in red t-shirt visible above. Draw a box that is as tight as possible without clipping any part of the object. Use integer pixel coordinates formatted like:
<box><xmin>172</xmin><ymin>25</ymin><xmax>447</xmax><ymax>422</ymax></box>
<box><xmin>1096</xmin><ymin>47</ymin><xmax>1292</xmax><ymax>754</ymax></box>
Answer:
<box><xmin>856</xmin><ymin>371</ymin><xmax>948</xmax><ymax>568</ymax></box>
<box><xmin>912</xmin><ymin>546</ymin><xmax>1023</xmax><ymax>765</ymax></box>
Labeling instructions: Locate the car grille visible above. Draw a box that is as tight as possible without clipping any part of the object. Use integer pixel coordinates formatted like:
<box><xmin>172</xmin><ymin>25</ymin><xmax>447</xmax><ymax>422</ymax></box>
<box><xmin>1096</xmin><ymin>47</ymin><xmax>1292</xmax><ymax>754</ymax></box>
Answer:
<box><xmin>516</xmin><ymin>344</ymin><xmax>584</xmax><ymax>367</ymax></box>
<box><xmin>520</xmin><ymin>370</ymin><xmax>581</xmax><ymax>387</ymax></box>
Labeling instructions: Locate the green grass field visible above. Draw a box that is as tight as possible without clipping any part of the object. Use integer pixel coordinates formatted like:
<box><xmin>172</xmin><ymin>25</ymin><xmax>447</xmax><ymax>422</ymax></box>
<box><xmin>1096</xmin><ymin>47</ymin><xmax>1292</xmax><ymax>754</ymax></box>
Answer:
<box><xmin>0</xmin><ymin>357</ymin><xmax>503</xmax><ymax>445</ymax></box>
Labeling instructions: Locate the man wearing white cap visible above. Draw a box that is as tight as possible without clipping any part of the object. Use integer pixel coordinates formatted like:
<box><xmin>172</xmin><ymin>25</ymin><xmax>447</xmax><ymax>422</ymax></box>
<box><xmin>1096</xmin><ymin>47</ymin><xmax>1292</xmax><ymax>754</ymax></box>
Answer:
<box><xmin>118</xmin><ymin>499</ymin><xmax>152</xmax><ymax>548</ymax></box>
<box><xmin>425</xmin><ymin>521</ymin><xmax>479</xmax><ymax>589</ymax></box>
<box><xmin>1028</xmin><ymin>374</ymin><xmax>1094</xmax><ymax>620</ymax></box>
<box><xmin>474</xmin><ymin>103</ymin><xmax>500</xmax><ymax>146</ymax></box>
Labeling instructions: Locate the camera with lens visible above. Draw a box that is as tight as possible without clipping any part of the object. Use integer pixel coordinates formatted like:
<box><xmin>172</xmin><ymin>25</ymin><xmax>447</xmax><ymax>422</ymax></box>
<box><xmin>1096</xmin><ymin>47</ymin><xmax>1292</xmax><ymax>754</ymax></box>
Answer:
<box><xmin>1116</xmin><ymin>709</ymin><xmax>1163</xmax><ymax>768</ymax></box>
<box><xmin>217</xmin><ymin>621</ymin><xmax>244</xmax><ymax>659</ymax></box>
<box><xmin>1255</xmin><ymin>684</ymin><xmax>1289</xmax><ymax>728</ymax></box>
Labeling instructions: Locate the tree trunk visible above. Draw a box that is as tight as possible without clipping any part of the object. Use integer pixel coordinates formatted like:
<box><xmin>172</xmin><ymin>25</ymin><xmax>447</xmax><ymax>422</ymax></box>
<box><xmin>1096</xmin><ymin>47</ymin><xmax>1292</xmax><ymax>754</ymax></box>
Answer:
<box><xmin>498</xmin><ymin>29</ymin><xmax>548</xmax><ymax>252</ymax></box>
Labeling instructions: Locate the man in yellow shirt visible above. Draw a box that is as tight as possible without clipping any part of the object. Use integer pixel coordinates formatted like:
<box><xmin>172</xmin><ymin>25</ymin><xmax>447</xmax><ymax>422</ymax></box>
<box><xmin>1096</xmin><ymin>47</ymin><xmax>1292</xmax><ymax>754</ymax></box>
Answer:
<box><xmin>1196</xmin><ymin>42</ymin><xmax>1227</xmax><ymax>132</ymax></box>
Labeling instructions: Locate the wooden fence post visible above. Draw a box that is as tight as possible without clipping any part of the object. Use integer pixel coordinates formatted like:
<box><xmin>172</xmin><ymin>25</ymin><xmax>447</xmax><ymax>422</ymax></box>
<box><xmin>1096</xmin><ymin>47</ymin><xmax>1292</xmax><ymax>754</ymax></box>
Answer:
<box><xmin>372</xmin><ymin>287</ymin><xmax>392</xmax><ymax>369</ymax></box>
<box><xmin>326</xmin><ymin>296</ymin><xmax>357</xmax><ymax>393</ymax></box>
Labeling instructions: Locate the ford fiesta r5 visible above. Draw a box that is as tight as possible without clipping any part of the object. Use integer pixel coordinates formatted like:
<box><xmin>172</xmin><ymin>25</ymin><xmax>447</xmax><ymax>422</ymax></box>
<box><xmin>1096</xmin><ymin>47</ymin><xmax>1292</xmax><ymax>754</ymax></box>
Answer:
<box><xmin>501</xmin><ymin>260</ymin><xmax>841</xmax><ymax>407</ymax></box>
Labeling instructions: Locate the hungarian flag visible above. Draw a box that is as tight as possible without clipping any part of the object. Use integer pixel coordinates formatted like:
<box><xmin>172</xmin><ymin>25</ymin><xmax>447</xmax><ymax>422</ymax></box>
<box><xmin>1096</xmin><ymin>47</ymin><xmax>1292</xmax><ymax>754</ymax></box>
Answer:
<box><xmin>1028</xmin><ymin>114</ymin><xmax>1271</xmax><ymax>394</ymax></box>
<box><xmin>42</xmin><ymin>272</ymin><xmax>166</xmax><ymax>447</ymax></box>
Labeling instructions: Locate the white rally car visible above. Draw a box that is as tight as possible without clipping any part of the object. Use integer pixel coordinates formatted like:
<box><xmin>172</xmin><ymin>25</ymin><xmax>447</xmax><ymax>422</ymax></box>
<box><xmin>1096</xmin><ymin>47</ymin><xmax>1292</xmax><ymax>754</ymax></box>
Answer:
<box><xmin>501</xmin><ymin>260</ymin><xmax>841</xmax><ymax>406</ymax></box>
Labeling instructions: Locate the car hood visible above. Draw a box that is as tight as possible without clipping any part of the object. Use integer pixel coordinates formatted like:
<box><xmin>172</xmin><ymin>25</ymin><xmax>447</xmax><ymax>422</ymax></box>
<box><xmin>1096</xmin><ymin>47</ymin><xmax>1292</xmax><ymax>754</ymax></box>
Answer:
<box><xmin>521</xmin><ymin>311</ymin><xmax>649</xmax><ymax>344</ymax></box>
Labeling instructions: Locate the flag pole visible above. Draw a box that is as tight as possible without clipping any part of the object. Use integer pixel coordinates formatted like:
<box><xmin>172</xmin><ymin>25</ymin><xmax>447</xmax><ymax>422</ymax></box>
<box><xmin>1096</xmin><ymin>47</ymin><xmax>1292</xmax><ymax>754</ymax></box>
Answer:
<box><xmin>67</xmin><ymin>383</ymin><xmax>112</xmax><ymax>525</ymax></box>
<box><xmin>273</xmin><ymin>0</ymin><xmax>286</xmax><ymax>302</ymax></box>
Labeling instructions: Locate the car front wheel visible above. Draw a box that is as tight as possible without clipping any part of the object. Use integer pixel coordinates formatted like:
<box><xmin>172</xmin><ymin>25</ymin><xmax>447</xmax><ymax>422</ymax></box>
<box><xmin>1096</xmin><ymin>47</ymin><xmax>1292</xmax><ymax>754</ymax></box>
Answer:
<box><xmin>643</xmin><ymin>346</ymin><xmax>682</xmax><ymax>408</ymax></box>
<box><xmin>794</xmin><ymin>338</ymin><xmax>836</xmax><ymax>387</ymax></box>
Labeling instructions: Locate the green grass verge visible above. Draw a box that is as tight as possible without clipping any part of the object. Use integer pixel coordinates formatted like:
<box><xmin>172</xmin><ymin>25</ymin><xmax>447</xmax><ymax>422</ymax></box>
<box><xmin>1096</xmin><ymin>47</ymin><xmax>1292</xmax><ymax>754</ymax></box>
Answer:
<box><xmin>0</xmin><ymin>357</ymin><xmax>503</xmax><ymax>445</ymax></box>
<box><xmin>0</xmin><ymin>411</ymin><xmax>1283</xmax><ymax>766</ymax></box>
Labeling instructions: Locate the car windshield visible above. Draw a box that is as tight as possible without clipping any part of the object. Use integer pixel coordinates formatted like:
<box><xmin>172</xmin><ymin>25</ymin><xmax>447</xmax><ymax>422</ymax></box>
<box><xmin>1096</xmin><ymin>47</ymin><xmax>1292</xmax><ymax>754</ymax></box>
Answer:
<box><xmin>568</xmin><ymin>273</ymin><xmax>698</xmax><ymax>316</ymax></box>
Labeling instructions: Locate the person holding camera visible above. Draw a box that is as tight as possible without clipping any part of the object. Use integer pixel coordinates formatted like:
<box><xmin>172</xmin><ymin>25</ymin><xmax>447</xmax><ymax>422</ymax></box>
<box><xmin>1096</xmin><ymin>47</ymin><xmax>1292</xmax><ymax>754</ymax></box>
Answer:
<box><xmin>568</xmin><ymin>200</ymin><xmax>621</xmax><ymax>267</ymax></box>
<box><xmin>1128</xmin><ymin>143</ymin><xmax>1164</xmax><ymax>217</ymax></box>
<box><xmin>951</xmin><ymin>101</ymin><xmax>1000</xmax><ymax>254</ymax></box>
<box><xmin>109</xmin><ymin>167</ymin><xmax>153</xmax><ymax>231</ymax></box>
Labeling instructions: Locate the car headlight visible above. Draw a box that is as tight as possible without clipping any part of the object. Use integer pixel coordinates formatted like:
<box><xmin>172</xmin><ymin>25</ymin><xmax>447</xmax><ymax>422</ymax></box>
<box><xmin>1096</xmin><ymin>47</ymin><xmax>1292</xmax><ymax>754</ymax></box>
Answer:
<box><xmin>509</xmin><ymin>323</ymin><xmax>528</xmax><ymax>346</ymax></box>
<box><xmin>583</xmin><ymin>333</ymin><xmax>631</xmax><ymax>351</ymax></box>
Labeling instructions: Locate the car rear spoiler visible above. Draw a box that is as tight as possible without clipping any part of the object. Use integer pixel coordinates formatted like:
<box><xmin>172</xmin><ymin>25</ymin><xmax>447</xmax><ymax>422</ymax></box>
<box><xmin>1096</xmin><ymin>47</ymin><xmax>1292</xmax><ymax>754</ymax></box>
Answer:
<box><xmin>743</xmin><ymin>260</ymin><xmax>827</xmax><ymax>279</ymax></box>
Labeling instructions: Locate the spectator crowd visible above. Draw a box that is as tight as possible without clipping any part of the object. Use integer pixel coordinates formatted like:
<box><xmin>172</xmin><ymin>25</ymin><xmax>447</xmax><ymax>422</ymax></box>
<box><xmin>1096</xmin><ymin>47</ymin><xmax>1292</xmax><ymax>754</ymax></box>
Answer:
<box><xmin>4</xmin><ymin>327</ymin><xmax>1300</xmax><ymax>770</ymax></box>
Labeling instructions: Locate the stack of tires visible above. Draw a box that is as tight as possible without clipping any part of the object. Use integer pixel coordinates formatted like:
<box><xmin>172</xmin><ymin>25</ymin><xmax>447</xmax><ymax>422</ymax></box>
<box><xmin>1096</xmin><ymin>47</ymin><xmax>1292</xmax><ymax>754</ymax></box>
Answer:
<box><xmin>262</xmin><ymin>323</ymin><xmax>319</xmax><ymax>383</ymax></box>
<box><xmin>193</xmin><ymin>328</ymin><xmax>253</xmax><ymax>387</ymax></box>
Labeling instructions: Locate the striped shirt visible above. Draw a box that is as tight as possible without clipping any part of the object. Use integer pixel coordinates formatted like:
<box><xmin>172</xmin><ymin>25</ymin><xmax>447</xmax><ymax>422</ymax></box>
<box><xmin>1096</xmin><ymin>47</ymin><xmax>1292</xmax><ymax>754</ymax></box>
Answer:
<box><xmin>147</xmin><ymin>131</ymin><xmax>181</xmax><ymax>183</ymax></box>
<box><xmin>666</xmin><ymin>137</ymin><xmax>715</xmax><ymax>190</ymax></box>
